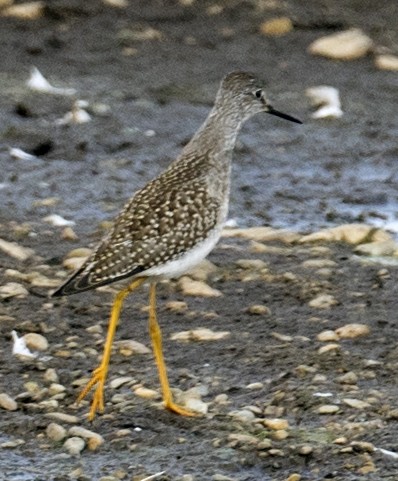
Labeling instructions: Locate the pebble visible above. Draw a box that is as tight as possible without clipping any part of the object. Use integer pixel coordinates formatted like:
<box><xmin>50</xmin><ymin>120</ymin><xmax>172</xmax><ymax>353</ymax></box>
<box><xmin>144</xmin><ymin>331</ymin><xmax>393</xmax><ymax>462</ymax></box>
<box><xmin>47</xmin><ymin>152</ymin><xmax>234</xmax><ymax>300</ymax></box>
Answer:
<box><xmin>61</xmin><ymin>226</ymin><xmax>78</xmax><ymax>240</ymax></box>
<box><xmin>300</xmin><ymin>224</ymin><xmax>390</xmax><ymax>245</ymax></box>
<box><xmin>263</xmin><ymin>418</ymin><xmax>289</xmax><ymax>430</ymax></box>
<box><xmin>44</xmin><ymin>412</ymin><xmax>79</xmax><ymax>424</ymax></box>
<box><xmin>170</xmin><ymin>328</ymin><xmax>230</xmax><ymax>342</ymax></box>
<box><xmin>257</xmin><ymin>439</ymin><xmax>272</xmax><ymax>450</ymax></box>
<box><xmin>178</xmin><ymin>277</ymin><xmax>222</xmax><ymax>297</ymax></box>
<box><xmin>308</xmin><ymin>28</ymin><xmax>373</xmax><ymax>60</ymax></box>
<box><xmin>247</xmin><ymin>304</ymin><xmax>271</xmax><ymax>315</ymax></box>
<box><xmin>375</xmin><ymin>54</ymin><xmax>398</xmax><ymax>71</ymax></box>
<box><xmin>228</xmin><ymin>409</ymin><xmax>255</xmax><ymax>423</ymax></box>
<box><xmin>213</xmin><ymin>474</ymin><xmax>236</xmax><ymax>481</ymax></box>
<box><xmin>259</xmin><ymin>16</ymin><xmax>293</xmax><ymax>36</ymax></box>
<box><xmin>337</xmin><ymin>372</ymin><xmax>358</xmax><ymax>384</ymax></box>
<box><xmin>63</xmin><ymin>257</ymin><xmax>86</xmax><ymax>271</ymax></box>
<box><xmin>318</xmin><ymin>343</ymin><xmax>340</xmax><ymax>355</ymax></box>
<box><xmin>214</xmin><ymin>393</ymin><xmax>229</xmax><ymax>404</ymax></box>
<box><xmin>110</xmin><ymin>376</ymin><xmax>135</xmax><ymax>389</ymax></box>
<box><xmin>48</xmin><ymin>383</ymin><xmax>66</xmax><ymax>396</ymax></box>
<box><xmin>317</xmin><ymin>330</ymin><xmax>339</xmax><ymax>342</ymax></box>
<box><xmin>184</xmin><ymin>398</ymin><xmax>208</xmax><ymax>415</ymax></box>
<box><xmin>0</xmin><ymin>393</ymin><xmax>18</xmax><ymax>411</ymax></box>
<box><xmin>46</xmin><ymin>422</ymin><xmax>67</xmax><ymax>442</ymax></box>
<box><xmin>23</xmin><ymin>332</ymin><xmax>49</xmax><ymax>351</ymax></box>
<box><xmin>235</xmin><ymin>259</ymin><xmax>268</xmax><ymax>270</ymax></box>
<box><xmin>308</xmin><ymin>294</ymin><xmax>338</xmax><ymax>309</ymax></box>
<box><xmin>115</xmin><ymin>339</ymin><xmax>150</xmax><ymax>355</ymax></box>
<box><xmin>301</xmin><ymin>259</ymin><xmax>337</xmax><ymax>268</ymax></box>
<box><xmin>63</xmin><ymin>436</ymin><xmax>85</xmax><ymax>456</ymax></box>
<box><xmin>354</xmin><ymin>239</ymin><xmax>398</xmax><ymax>256</ymax></box>
<box><xmin>228</xmin><ymin>433</ymin><xmax>258</xmax><ymax>446</ymax></box>
<box><xmin>285</xmin><ymin>475</ymin><xmax>301</xmax><ymax>481</ymax></box>
<box><xmin>0</xmin><ymin>238</ymin><xmax>34</xmax><ymax>261</ymax></box>
<box><xmin>272</xmin><ymin>429</ymin><xmax>289</xmax><ymax>440</ymax></box>
<box><xmin>223</xmin><ymin>226</ymin><xmax>300</xmax><ymax>243</ymax></box>
<box><xmin>69</xmin><ymin>426</ymin><xmax>104</xmax><ymax>450</ymax></box>
<box><xmin>317</xmin><ymin>404</ymin><xmax>339</xmax><ymax>414</ymax></box>
<box><xmin>343</xmin><ymin>398</ymin><xmax>371</xmax><ymax>409</ymax></box>
<box><xmin>165</xmin><ymin>300</ymin><xmax>188</xmax><ymax>312</ymax></box>
<box><xmin>133</xmin><ymin>386</ymin><xmax>160</xmax><ymax>400</ymax></box>
<box><xmin>298</xmin><ymin>445</ymin><xmax>313</xmax><ymax>455</ymax></box>
<box><xmin>1</xmin><ymin>1</ymin><xmax>44</xmax><ymax>19</ymax></box>
<box><xmin>188</xmin><ymin>259</ymin><xmax>218</xmax><ymax>281</ymax></box>
<box><xmin>0</xmin><ymin>282</ymin><xmax>29</xmax><ymax>299</ymax></box>
<box><xmin>335</xmin><ymin>323</ymin><xmax>370</xmax><ymax>339</ymax></box>
<box><xmin>245</xmin><ymin>382</ymin><xmax>264</xmax><ymax>390</ymax></box>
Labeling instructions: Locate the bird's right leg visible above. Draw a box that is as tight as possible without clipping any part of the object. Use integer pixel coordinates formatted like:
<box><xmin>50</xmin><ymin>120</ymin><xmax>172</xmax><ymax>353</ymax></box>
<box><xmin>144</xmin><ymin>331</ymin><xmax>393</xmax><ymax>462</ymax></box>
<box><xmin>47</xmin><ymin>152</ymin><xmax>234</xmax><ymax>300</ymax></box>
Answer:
<box><xmin>77</xmin><ymin>277</ymin><xmax>145</xmax><ymax>420</ymax></box>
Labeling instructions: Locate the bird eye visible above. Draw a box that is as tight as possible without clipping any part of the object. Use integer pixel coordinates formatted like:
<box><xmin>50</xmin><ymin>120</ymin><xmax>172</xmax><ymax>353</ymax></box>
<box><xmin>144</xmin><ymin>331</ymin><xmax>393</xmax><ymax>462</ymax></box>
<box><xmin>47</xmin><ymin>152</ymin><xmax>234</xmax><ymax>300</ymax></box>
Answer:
<box><xmin>254</xmin><ymin>89</ymin><xmax>263</xmax><ymax>99</ymax></box>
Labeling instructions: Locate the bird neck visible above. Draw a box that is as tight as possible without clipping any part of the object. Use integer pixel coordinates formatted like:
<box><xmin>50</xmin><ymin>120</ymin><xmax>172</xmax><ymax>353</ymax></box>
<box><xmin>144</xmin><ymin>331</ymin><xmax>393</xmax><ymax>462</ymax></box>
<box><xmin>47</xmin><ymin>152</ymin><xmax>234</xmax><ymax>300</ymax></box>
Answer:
<box><xmin>188</xmin><ymin>105</ymin><xmax>243</xmax><ymax>157</ymax></box>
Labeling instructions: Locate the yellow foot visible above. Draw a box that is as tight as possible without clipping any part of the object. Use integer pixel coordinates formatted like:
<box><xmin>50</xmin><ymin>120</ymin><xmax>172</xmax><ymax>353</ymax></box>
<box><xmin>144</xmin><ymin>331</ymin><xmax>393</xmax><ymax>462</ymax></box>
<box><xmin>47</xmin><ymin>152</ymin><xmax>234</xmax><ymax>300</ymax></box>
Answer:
<box><xmin>164</xmin><ymin>400</ymin><xmax>199</xmax><ymax>417</ymax></box>
<box><xmin>76</xmin><ymin>366</ymin><xmax>106</xmax><ymax>421</ymax></box>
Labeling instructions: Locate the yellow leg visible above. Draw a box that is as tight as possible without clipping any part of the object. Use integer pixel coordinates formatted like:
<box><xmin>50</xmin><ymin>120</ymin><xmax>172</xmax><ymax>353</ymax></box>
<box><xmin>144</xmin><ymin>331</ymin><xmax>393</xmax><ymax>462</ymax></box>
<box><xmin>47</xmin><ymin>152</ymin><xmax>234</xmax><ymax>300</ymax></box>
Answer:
<box><xmin>77</xmin><ymin>277</ymin><xmax>145</xmax><ymax>420</ymax></box>
<box><xmin>148</xmin><ymin>282</ymin><xmax>197</xmax><ymax>416</ymax></box>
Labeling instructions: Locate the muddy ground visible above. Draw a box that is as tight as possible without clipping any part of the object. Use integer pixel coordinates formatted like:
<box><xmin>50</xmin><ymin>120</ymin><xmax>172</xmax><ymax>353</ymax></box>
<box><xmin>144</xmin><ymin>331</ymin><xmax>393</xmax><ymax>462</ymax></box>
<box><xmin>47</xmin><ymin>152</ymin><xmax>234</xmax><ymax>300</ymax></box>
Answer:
<box><xmin>0</xmin><ymin>0</ymin><xmax>398</xmax><ymax>480</ymax></box>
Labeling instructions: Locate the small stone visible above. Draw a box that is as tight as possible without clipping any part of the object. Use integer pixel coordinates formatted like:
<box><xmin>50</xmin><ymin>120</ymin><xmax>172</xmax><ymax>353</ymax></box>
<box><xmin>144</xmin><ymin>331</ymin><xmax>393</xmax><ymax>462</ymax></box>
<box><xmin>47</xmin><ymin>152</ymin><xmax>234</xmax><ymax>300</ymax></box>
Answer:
<box><xmin>228</xmin><ymin>409</ymin><xmax>256</xmax><ymax>423</ymax></box>
<box><xmin>1</xmin><ymin>1</ymin><xmax>44</xmax><ymax>19</ymax></box>
<box><xmin>133</xmin><ymin>386</ymin><xmax>160</xmax><ymax>400</ymax></box>
<box><xmin>236</xmin><ymin>259</ymin><xmax>268</xmax><ymax>270</ymax></box>
<box><xmin>343</xmin><ymin>398</ymin><xmax>371</xmax><ymax>409</ymax></box>
<box><xmin>188</xmin><ymin>259</ymin><xmax>218</xmax><ymax>281</ymax></box>
<box><xmin>354</xmin><ymin>239</ymin><xmax>398</xmax><ymax>256</ymax></box>
<box><xmin>184</xmin><ymin>398</ymin><xmax>208</xmax><ymax>415</ymax></box>
<box><xmin>317</xmin><ymin>404</ymin><xmax>339</xmax><ymax>414</ymax></box>
<box><xmin>308</xmin><ymin>29</ymin><xmax>372</xmax><ymax>60</ymax></box>
<box><xmin>301</xmin><ymin>259</ymin><xmax>337</xmax><ymax>268</ymax></box>
<box><xmin>46</xmin><ymin>423</ymin><xmax>67</xmax><ymax>442</ymax></box>
<box><xmin>110</xmin><ymin>376</ymin><xmax>135</xmax><ymax>389</ymax></box>
<box><xmin>178</xmin><ymin>277</ymin><xmax>222</xmax><ymax>297</ymax></box>
<box><xmin>309</xmin><ymin>294</ymin><xmax>337</xmax><ymax>309</ymax></box>
<box><xmin>23</xmin><ymin>332</ymin><xmax>49</xmax><ymax>351</ymax></box>
<box><xmin>214</xmin><ymin>393</ymin><xmax>229</xmax><ymax>404</ymax></box>
<box><xmin>333</xmin><ymin>437</ymin><xmax>348</xmax><ymax>444</ymax></box>
<box><xmin>247</xmin><ymin>304</ymin><xmax>271</xmax><ymax>315</ymax></box>
<box><xmin>170</xmin><ymin>328</ymin><xmax>230</xmax><ymax>342</ymax></box>
<box><xmin>271</xmin><ymin>332</ymin><xmax>293</xmax><ymax>342</ymax></box>
<box><xmin>228</xmin><ymin>433</ymin><xmax>259</xmax><ymax>446</ymax></box>
<box><xmin>257</xmin><ymin>439</ymin><xmax>272</xmax><ymax>450</ymax></box>
<box><xmin>223</xmin><ymin>226</ymin><xmax>300</xmax><ymax>243</ymax></box>
<box><xmin>0</xmin><ymin>238</ymin><xmax>34</xmax><ymax>261</ymax></box>
<box><xmin>115</xmin><ymin>339</ymin><xmax>150</xmax><ymax>355</ymax></box>
<box><xmin>263</xmin><ymin>418</ymin><xmax>289</xmax><ymax>430</ymax></box>
<box><xmin>335</xmin><ymin>323</ymin><xmax>370</xmax><ymax>339</ymax></box>
<box><xmin>318</xmin><ymin>343</ymin><xmax>340</xmax><ymax>354</ymax></box>
<box><xmin>337</xmin><ymin>372</ymin><xmax>358</xmax><ymax>384</ymax></box>
<box><xmin>375</xmin><ymin>54</ymin><xmax>398</xmax><ymax>71</ymax></box>
<box><xmin>300</xmin><ymin>224</ymin><xmax>390</xmax><ymax>245</ymax></box>
<box><xmin>317</xmin><ymin>330</ymin><xmax>339</xmax><ymax>342</ymax></box>
<box><xmin>272</xmin><ymin>429</ymin><xmax>289</xmax><ymax>440</ymax></box>
<box><xmin>212</xmin><ymin>475</ymin><xmax>236</xmax><ymax>481</ymax></box>
<box><xmin>0</xmin><ymin>393</ymin><xmax>18</xmax><ymax>411</ymax></box>
<box><xmin>65</xmin><ymin>247</ymin><xmax>92</xmax><ymax>259</ymax></box>
<box><xmin>285</xmin><ymin>475</ymin><xmax>301</xmax><ymax>481</ymax></box>
<box><xmin>299</xmin><ymin>445</ymin><xmax>313</xmax><ymax>455</ymax></box>
<box><xmin>0</xmin><ymin>282</ymin><xmax>29</xmax><ymax>299</ymax></box>
<box><xmin>246</xmin><ymin>382</ymin><xmax>264</xmax><ymax>390</ymax></box>
<box><xmin>63</xmin><ymin>436</ymin><xmax>85</xmax><ymax>456</ymax></box>
<box><xmin>44</xmin><ymin>412</ymin><xmax>79</xmax><ymax>424</ymax></box>
<box><xmin>63</xmin><ymin>257</ymin><xmax>86</xmax><ymax>271</ymax></box>
<box><xmin>69</xmin><ymin>426</ymin><xmax>104</xmax><ymax>451</ymax></box>
<box><xmin>44</xmin><ymin>369</ymin><xmax>59</xmax><ymax>384</ymax></box>
<box><xmin>61</xmin><ymin>226</ymin><xmax>78</xmax><ymax>240</ymax></box>
<box><xmin>268</xmin><ymin>448</ymin><xmax>284</xmax><ymax>456</ymax></box>
<box><xmin>259</xmin><ymin>17</ymin><xmax>293</xmax><ymax>36</ymax></box>
<box><xmin>165</xmin><ymin>301</ymin><xmax>188</xmax><ymax>312</ymax></box>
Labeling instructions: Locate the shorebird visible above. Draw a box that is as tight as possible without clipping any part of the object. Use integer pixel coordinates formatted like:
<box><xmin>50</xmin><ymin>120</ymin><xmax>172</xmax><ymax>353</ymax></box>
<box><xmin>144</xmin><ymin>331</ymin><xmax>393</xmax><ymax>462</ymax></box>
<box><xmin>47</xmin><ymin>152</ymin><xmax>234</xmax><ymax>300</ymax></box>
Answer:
<box><xmin>52</xmin><ymin>71</ymin><xmax>301</xmax><ymax>419</ymax></box>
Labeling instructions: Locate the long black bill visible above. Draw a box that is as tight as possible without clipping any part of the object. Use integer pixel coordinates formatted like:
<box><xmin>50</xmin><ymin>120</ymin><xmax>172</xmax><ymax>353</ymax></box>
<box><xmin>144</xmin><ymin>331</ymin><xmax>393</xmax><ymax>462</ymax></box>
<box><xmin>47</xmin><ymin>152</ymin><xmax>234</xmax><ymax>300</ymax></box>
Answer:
<box><xmin>267</xmin><ymin>105</ymin><xmax>302</xmax><ymax>124</ymax></box>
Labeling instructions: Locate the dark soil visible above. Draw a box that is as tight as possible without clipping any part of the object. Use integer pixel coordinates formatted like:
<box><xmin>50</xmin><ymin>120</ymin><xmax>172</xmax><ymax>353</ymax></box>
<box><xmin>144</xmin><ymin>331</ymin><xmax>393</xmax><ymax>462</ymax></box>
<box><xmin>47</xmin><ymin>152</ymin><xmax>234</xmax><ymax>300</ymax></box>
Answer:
<box><xmin>0</xmin><ymin>1</ymin><xmax>398</xmax><ymax>480</ymax></box>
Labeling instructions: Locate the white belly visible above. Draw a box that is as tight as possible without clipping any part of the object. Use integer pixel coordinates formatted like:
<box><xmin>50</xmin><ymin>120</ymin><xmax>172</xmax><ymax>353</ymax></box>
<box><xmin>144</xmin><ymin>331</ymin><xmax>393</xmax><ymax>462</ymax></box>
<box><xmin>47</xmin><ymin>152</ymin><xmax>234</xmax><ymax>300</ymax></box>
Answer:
<box><xmin>143</xmin><ymin>228</ymin><xmax>221</xmax><ymax>279</ymax></box>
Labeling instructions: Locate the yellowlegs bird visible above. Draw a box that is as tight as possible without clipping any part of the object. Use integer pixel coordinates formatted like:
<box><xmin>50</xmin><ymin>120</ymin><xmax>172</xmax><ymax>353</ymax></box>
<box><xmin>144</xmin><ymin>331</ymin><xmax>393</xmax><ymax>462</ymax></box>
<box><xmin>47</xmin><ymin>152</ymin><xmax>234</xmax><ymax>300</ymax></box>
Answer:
<box><xmin>52</xmin><ymin>71</ymin><xmax>301</xmax><ymax>420</ymax></box>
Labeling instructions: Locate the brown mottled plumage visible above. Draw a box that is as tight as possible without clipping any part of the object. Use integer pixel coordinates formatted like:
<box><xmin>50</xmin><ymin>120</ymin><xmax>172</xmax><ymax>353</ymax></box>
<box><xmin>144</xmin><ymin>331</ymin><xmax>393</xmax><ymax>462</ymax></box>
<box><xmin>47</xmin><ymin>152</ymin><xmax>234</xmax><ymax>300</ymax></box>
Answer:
<box><xmin>52</xmin><ymin>72</ymin><xmax>301</xmax><ymax>419</ymax></box>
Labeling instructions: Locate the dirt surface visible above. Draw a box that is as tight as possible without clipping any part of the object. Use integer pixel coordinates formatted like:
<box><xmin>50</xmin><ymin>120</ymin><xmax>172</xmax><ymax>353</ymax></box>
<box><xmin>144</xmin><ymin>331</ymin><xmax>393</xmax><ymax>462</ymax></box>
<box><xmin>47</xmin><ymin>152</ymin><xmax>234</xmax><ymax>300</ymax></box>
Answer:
<box><xmin>1</xmin><ymin>1</ymin><xmax>398</xmax><ymax>480</ymax></box>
